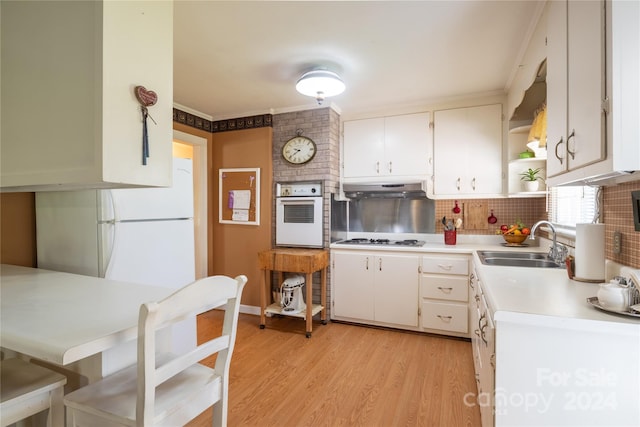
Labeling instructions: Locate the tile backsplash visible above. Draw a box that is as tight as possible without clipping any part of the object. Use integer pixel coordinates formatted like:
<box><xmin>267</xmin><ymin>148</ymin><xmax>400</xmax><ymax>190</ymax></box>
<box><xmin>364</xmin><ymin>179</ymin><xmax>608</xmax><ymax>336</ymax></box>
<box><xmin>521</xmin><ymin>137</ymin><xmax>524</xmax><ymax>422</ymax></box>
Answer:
<box><xmin>602</xmin><ymin>180</ymin><xmax>640</xmax><ymax>268</ymax></box>
<box><xmin>435</xmin><ymin>197</ymin><xmax>547</xmax><ymax>235</ymax></box>
<box><xmin>435</xmin><ymin>180</ymin><xmax>640</xmax><ymax>269</ymax></box>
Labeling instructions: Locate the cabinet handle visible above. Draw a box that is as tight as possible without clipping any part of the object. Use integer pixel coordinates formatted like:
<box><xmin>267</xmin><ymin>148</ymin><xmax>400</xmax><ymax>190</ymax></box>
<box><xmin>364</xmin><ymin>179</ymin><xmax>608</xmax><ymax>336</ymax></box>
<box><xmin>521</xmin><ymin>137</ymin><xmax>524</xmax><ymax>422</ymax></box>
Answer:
<box><xmin>437</xmin><ymin>315</ymin><xmax>452</xmax><ymax>322</ymax></box>
<box><xmin>554</xmin><ymin>136</ymin><xmax>565</xmax><ymax>165</ymax></box>
<box><xmin>456</xmin><ymin>177</ymin><xmax>461</xmax><ymax>191</ymax></box>
<box><xmin>365</xmin><ymin>257</ymin><xmax>369</xmax><ymax>270</ymax></box>
<box><xmin>479</xmin><ymin>319</ymin><xmax>488</xmax><ymax>345</ymax></box>
<box><xmin>490</xmin><ymin>353</ymin><xmax>496</xmax><ymax>370</ymax></box>
<box><xmin>437</xmin><ymin>286</ymin><xmax>453</xmax><ymax>293</ymax></box>
<box><xmin>388</xmin><ymin>161</ymin><xmax>392</xmax><ymax>173</ymax></box>
<box><xmin>566</xmin><ymin>129</ymin><xmax>576</xmax><ymax>160</ymax></box>
<box><xmin>379</xmin><ymin>258</ymin><xmax>382</xmax><ymax>271</ymax></box>
<box><xmin>376</xmin><ymin>161</ymin><xmax>380</xmax><ymax>174</ymax></box>
<box><xmin>471</xmin><ymin>177</ymin><xmax>476</xmax><ymax>191</ymax></box>
<box><xmin>437</xmin><ymin>263</ymin><xmax>453</xmax><ymax>271</ymax></box>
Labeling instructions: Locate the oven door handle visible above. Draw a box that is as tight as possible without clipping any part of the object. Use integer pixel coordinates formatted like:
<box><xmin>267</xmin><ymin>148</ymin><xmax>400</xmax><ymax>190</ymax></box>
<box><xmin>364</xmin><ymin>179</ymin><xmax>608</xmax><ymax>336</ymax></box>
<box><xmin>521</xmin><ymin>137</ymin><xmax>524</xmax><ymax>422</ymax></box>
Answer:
<box><xmin>279</xmin><ymin>200</ymin><xmax>317</xmax><ymax>205</ymax></box>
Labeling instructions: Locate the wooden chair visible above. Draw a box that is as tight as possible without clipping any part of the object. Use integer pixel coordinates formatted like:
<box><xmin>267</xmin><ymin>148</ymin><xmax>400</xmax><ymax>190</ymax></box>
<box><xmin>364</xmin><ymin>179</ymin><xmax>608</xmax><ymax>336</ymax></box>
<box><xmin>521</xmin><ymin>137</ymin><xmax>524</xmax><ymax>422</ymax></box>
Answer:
<box><xmin>63</xmin><ymin>274</ymin><xmax>247</xmax><ymax>427</ymax></box>
<box><xmin>1</xmin><ymin>358</ymin><xmax>67</xmax><ymax>427</ymax></box>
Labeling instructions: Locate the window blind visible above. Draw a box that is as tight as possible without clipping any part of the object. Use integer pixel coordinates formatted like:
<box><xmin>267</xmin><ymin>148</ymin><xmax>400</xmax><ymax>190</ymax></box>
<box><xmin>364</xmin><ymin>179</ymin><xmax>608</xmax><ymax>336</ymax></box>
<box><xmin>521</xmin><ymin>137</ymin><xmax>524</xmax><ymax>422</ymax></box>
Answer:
<box><xmin>549</xmin><ymin>186</ymin><xmax>600</xmax><ymax>227</ymax></box>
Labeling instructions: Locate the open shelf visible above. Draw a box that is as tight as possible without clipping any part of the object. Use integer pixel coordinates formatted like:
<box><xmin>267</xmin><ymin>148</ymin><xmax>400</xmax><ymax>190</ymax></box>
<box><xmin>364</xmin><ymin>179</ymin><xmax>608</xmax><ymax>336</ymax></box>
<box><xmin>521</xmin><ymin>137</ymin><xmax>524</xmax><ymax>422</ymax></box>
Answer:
<box><xmin>509</xmin><ymin>124</ymin><xmax>532</xmax><ymax>134</ymax></box>
<box><xmin>265</xmin><ymin>303</ymin><xmax>324</xmax><ymax>319</ymax></box>
<box><xmin>508</xmin><ymin>191</ymin><xmax>547</xmax><ymax>198</ymax></box>
<box><xmin>509</xmin><ymin>156</ymin><xmax>547</xmax><ymax>165</ymax></box>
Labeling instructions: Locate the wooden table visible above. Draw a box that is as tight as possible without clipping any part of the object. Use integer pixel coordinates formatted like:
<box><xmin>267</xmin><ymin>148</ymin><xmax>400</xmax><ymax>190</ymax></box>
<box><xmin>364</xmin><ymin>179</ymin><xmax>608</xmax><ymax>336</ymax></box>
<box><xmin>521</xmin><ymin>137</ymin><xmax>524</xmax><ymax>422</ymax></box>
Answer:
<box><xmin>0</xmin><ymin>264</ymin><xmax>172</xmax><ymax>382</ymax></box>
<box><xmin>258</xmin><ymin>248</ymin><xmax>329</xmax><ymax>337</ymax></box>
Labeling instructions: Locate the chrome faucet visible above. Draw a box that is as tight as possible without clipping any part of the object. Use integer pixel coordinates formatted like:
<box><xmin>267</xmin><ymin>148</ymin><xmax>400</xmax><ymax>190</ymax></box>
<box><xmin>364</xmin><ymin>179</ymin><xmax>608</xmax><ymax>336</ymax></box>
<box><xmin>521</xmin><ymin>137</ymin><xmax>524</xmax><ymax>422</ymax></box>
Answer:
<box><xmin>530</xmin><ymin>220</ymin><xmax>568</xmax><ymax>264</ymax></box>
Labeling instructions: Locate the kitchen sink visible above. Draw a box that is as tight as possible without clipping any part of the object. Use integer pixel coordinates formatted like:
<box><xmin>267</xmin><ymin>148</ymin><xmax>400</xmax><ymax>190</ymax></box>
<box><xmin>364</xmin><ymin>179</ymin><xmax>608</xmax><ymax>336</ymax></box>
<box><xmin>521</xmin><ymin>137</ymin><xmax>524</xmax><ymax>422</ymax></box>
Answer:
<box><xmin>477</xmin><ymin>251</ymin><xmax>549</xmax><ymax>260</ymax></box>
<box><xmin>477</xmin><ymin>251</ymin><xmax>565</xmax><ymax>269</ymax></box>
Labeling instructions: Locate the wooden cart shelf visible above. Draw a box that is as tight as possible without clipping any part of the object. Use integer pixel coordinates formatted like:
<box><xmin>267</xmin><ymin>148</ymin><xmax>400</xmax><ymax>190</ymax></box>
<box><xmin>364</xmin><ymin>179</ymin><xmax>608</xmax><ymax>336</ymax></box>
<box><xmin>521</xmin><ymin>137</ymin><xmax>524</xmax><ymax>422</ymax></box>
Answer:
<box><xmin>264</xmin><ymin>303</ymin><xmax>324</xmax><ymax>319</ymax></box>
<box><xmin>258</xmin><ymin>248</ymin><xmax>329</xmax><ymax>337</ymax></box>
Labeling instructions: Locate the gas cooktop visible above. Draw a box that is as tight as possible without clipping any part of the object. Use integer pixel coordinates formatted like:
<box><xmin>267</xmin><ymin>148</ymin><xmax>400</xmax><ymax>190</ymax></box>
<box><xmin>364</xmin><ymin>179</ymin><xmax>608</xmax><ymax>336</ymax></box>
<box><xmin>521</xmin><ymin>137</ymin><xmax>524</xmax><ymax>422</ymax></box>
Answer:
<box><xmin>335</xmin><ymin>238</ymin><xmax>425</xmax><ymax>247</ymax></box>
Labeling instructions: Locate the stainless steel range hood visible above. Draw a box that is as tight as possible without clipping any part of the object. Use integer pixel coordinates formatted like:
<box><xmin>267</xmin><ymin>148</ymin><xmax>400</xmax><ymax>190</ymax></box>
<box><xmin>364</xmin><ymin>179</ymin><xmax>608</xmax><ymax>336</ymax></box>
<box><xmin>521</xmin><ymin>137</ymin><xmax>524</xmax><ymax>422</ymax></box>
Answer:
<box><xmin>343</xmin><ymin>182</ymin><xmax>427</xmax><ymax>198</ymax></box>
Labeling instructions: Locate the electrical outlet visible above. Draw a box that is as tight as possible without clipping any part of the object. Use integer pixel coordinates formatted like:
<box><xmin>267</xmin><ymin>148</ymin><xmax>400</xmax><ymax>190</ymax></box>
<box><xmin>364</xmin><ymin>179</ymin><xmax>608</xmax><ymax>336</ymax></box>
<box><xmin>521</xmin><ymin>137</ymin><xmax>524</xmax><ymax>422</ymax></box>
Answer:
<box><xmin>613</xmin><ymin>231</ymin><xmax>622</xmax><ymax>254</ymax></box>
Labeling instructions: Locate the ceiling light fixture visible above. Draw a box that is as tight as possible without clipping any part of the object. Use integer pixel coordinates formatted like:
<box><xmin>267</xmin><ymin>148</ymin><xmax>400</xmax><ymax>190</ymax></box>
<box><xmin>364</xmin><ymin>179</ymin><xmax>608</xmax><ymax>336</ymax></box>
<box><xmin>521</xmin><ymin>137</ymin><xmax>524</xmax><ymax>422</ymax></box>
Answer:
<box><xmin>296</xmin><ymin>69</ymin><xmax>345</xmax><ymax>105</ymax></box>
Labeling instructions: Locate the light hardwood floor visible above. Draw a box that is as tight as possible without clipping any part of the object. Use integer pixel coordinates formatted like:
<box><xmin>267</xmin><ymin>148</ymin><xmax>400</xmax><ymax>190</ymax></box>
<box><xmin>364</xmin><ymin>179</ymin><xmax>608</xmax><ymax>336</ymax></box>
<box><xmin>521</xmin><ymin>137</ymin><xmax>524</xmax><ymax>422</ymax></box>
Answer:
<box><xmin>188</xmin><ymin>311</ymin><xmax>481</xmax><ymax>427</ymax></box>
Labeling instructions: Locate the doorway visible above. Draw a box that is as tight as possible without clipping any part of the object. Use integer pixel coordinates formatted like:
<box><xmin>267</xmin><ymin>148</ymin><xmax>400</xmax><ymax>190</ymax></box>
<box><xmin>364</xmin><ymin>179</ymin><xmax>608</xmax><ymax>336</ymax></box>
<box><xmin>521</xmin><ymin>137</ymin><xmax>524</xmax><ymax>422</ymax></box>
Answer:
<box><xmin>173</xmin><ymin>130</ymin><xmax>207</xmax><ymax>280</ymax></box>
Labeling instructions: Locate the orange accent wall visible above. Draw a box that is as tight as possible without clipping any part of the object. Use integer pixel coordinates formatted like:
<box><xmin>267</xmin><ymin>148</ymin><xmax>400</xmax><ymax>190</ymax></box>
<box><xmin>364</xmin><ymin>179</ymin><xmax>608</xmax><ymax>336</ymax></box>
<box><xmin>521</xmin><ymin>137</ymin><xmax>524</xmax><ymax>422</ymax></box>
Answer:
<box><xmin>210</xmin><ymin>127</ymin><xmax>273</xmax><ymax>307</ymax></box>
<box><xmin>0</xmin><ymin>192</ymin><xmax>37</xmax><ymax>267</ymax></box>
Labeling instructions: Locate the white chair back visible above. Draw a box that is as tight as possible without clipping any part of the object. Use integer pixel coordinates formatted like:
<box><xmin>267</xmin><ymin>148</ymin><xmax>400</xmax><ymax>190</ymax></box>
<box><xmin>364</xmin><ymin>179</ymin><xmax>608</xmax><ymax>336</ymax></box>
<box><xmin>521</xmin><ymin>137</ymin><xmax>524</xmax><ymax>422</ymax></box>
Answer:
<box><xmin>64</xmin><ymin>274</ymin><xmax>247</xmax><ymax>427</ymax></box>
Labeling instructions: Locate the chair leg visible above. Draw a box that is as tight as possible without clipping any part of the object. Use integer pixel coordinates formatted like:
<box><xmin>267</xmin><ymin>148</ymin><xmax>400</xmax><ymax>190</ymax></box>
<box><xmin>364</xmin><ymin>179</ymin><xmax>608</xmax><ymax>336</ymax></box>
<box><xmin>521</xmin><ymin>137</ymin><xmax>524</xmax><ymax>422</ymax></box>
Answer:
<box><xmin>212</xmin><ymin>397</ymin><xmax>227</xmax><ymax>427</ymax></box>
<box><xmin>49</xmin><ymin>386</ymin><xmax>65</xmax><ymax>427</ymax></box>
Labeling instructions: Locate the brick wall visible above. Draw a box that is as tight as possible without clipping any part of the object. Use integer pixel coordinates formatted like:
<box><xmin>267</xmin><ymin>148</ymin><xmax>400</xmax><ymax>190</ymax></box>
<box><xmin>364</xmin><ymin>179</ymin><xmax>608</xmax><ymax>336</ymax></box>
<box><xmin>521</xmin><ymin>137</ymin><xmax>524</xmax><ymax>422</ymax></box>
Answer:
<box><xmin>272</xmin><ymin>107</ymin><xmax>341</xmax><ymax>316</ymax></box>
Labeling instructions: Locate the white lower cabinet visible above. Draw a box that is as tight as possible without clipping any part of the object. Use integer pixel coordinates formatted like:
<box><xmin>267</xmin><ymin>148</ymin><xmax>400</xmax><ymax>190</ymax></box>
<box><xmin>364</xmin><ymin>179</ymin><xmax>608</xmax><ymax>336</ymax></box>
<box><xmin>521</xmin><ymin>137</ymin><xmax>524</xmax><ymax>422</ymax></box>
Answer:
<box><xmin>419</xmin><ymin>255</ymin><xmax>470</xmax><ymax>337</ymax></box>
<box><xmin>331</xmin><ymin>250</ymin><xmax>419</xmax><ymax>328</ymax></box>
<box><xmin>470</xmin><ymin>265</ymin><xmax>495</xmax><ymax>427</ymax></box>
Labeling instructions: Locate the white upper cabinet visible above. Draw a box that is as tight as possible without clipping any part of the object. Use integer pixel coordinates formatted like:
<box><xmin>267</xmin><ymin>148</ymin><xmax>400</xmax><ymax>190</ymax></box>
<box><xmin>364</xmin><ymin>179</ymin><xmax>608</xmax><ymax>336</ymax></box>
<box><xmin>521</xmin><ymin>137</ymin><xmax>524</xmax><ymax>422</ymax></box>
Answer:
<box><xmin>431</xmin><ymin>104</ymin><xmax>504</xmax><ymax>198</ymax></box>
<box><xmin>546</xmin><ymin>0</ymin><xmax>639</xmax><ymax>186</ymax></box>
<box><xmin>1</xmin><ymin>1</ymin><xmax>174</xmax><ymax>192</ymax></box>
<box><xmin>343</xmin><ymin>113</ymin><xmax>431</xmax><ymax>182</ymax></box>
<box><xmin>546</xmin><ymin>0</ymin><xmax>606</xmax><ymax>180</ymax></box>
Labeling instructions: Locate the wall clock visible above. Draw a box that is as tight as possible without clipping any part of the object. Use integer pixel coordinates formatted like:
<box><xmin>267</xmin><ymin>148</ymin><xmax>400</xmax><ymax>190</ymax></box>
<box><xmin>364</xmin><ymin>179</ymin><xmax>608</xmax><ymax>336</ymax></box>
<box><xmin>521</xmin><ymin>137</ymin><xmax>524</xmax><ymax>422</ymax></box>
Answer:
<box><xmin>282</xmin><ymin>132</ymin><xmax>317</xmax><ymax>165</ymax></box>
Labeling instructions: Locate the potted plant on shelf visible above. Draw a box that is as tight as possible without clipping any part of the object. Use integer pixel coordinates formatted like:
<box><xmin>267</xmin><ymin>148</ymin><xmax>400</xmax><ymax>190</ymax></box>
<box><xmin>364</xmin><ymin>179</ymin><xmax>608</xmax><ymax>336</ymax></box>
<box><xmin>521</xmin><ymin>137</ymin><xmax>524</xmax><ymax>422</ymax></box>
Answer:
<box><xmin>520</xmin><ymin>167</ymin><xmax>543</xmax><ymax>192</ymax></box>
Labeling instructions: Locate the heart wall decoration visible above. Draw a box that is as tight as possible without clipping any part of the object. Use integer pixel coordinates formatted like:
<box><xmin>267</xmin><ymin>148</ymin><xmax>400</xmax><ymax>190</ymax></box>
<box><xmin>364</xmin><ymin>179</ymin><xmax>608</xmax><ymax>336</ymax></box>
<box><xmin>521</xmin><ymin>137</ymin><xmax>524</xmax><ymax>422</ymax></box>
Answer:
<box><xmin>134</xmin><ymin>85</ymin><xmax>158</xmax><ymax>166</ymax></box>
<box><xmin>135</xmin><ymin>85</ymin><xmax>158</xmax><ymax>107</ymax></box>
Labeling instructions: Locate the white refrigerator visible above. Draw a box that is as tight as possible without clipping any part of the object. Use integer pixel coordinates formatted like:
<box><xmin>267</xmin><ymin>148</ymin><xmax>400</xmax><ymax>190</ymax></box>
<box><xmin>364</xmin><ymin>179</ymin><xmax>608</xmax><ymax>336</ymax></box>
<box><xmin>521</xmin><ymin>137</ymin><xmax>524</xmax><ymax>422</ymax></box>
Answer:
<box><xmin>35</xmin><ymin>157</ymin><xmax>197</xmax><ymax>369</ymax></box>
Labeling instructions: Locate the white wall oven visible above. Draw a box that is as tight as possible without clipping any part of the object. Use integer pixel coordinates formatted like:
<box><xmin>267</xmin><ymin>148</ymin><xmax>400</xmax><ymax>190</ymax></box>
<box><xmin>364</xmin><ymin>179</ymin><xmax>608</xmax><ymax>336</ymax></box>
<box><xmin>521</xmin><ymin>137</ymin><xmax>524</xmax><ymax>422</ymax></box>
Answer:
<box><xmin>275</xmin><ymin>181</ymin><xmax>323</xmax><ymax>248</ymax></box>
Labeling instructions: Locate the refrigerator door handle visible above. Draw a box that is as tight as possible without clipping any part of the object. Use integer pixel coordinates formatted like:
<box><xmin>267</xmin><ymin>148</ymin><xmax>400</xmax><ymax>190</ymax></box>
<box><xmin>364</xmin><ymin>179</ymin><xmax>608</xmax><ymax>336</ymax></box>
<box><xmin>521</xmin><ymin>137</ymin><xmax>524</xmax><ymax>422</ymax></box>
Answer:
<box><xmin>99</xmin><ymin>191</ymin><xmax>117</xmax><ymax>278</ymax></box>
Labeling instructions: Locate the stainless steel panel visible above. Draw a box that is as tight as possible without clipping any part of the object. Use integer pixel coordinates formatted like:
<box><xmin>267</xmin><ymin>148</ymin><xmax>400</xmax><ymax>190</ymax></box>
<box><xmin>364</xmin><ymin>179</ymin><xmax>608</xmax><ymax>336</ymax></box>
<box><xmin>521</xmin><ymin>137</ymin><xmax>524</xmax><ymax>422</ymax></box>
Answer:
<box><xmin>348</xmin><ymin>197</ymin><xmax>435</xmax><ymax>234</ymax></box>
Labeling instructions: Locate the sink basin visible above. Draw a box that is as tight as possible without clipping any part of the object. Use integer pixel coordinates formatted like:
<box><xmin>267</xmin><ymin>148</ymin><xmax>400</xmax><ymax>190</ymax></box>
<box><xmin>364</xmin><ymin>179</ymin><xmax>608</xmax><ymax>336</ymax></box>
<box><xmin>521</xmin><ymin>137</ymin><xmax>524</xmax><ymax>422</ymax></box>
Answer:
<box><xmin>477</xmin><ymin>251</ymin><xmax>565</xmax><ymax>269</ymax></box>
<box><xmin>477</xmin><ymin>251</ymin><xmax>548</xmax><ymax>260</ymax></box>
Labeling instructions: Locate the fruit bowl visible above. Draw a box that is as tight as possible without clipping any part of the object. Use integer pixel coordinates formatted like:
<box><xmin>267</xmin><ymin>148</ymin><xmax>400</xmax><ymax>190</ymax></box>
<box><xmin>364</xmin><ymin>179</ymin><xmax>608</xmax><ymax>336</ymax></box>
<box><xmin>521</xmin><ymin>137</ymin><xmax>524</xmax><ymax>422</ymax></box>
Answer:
<box><xmin>503</xmin><ymin>233</ymin><xmax>528</xmax><ymax>245</ymax></box>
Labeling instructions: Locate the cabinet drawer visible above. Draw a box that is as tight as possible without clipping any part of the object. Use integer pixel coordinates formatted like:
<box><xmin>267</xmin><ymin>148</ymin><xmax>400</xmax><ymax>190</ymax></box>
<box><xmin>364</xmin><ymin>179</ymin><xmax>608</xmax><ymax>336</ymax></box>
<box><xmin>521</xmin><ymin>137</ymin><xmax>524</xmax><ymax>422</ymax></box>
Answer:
<box><xmin>421</xmin><ymin>301</ymin><xmax>468</xmax><ymax>333</ymax></box>
<box><xmin>421</xmin><ymin>275</ymin><xmax>468</xmax><ymax>302</ymax></box>
<box><xmin>421</xmin><ymin>256</ymin><xmax>468</xmax><ymax>275</ymax></box>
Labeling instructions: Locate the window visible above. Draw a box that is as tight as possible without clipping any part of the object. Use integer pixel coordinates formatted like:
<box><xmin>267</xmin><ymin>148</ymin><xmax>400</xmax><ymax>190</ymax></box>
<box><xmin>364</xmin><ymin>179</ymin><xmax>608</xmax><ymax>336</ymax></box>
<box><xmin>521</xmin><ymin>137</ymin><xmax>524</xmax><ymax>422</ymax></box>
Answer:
<box><xmin>549</xmin><ymin>186</ymin><xmax>600</xmax><ymax>227</ymax></box>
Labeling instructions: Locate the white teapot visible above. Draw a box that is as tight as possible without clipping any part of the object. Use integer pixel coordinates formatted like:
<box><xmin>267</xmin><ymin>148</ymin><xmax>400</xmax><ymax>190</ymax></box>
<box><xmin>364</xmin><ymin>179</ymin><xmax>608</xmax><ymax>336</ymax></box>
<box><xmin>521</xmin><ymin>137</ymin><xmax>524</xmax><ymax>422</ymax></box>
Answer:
<box><xmin>597</xmin><ymin>279</ymin><xmax>630</xmax><ymax>312</ymax></box>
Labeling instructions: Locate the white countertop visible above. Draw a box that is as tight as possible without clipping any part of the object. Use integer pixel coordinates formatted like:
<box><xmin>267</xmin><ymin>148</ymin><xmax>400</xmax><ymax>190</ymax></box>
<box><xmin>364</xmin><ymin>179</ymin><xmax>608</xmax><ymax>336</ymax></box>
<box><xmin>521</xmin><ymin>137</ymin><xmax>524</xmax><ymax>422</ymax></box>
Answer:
<box><xmin>330</xmin><ymin>233</ymin><xmax>535</xmax><ymax>254</ymax></box>
<box><xmin>330</xmin><ymin>234</ymin><xmax>640</xmax><ymax>327</ymax></box>
<box><xmin>471</xmin><ymin>252</ymin><xmax>640</xmax><ymax>327</ymax></box>
<box><xmin>0</xmin><ymin>264</ymin><xmax>172</xmax><ymax>366</ymax></box>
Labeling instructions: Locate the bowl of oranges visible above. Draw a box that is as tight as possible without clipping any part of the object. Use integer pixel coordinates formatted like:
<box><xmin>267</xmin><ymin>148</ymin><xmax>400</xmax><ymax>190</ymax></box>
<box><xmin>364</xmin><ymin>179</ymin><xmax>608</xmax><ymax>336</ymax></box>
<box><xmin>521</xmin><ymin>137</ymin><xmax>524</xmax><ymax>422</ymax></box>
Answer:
<box><xmin>499</xmin><ymin>221</ymin><xmax>531</xmax><ymax>245</ymax></box>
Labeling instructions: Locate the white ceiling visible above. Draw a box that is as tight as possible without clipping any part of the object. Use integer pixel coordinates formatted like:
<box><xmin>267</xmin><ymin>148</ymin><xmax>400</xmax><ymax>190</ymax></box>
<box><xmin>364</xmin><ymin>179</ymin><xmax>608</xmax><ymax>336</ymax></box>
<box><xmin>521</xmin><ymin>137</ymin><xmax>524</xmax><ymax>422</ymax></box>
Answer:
<box><xmin>173</xmin><ymin>1</ymin><xmax>544</xmax><ymax>121</ymax></box>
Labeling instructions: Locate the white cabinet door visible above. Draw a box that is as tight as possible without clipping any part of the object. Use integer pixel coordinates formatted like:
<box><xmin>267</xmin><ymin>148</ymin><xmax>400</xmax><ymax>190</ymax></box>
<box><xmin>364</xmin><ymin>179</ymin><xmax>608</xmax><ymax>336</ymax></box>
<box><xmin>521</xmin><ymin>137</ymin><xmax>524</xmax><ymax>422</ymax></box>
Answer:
<box><xmin>332</xmin><ymin>250</ymin><xmax>419</xmax><ymax>328</ymax></box>
<box><xmin>383</xmin><ymin>113</ymin><xmax>432</xmax><ymax>177</ymax></box>
<box><xmin>1</xmin><ymin>1</ymin><xmax>173</xmax><ymax>191</ymax></box>
<box><xmin>373</xmin><ymin>254</ymin><xmax>419</xmax><ymax>327</ymax></box>
<box><xmin>433</xmin><ymin>104</ymin><xmax>503</xmax><ymax>196</ymax></box>
<box><xmin>343</xmin><ymin>113</ymin><xmax>430</xmax><ymax>180</ymax></box>
<box><xmin>343</xmin><ymin>118</ymin><xmax>385</xmax><ymax>178</ymax></box>
<box><xmin>546</xmin><ymin>0</ymin><xmax>568</xmax><ymax>178</ymax></box>
<box><xmin>546</xmin><ymin>0</ymin><xmax>606</xmax><ymax>179</ymax></box>
<box><xmin>332</xmin><ymin>251</ymin><xmax>375</xmax><ymax>321</ymax></box>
